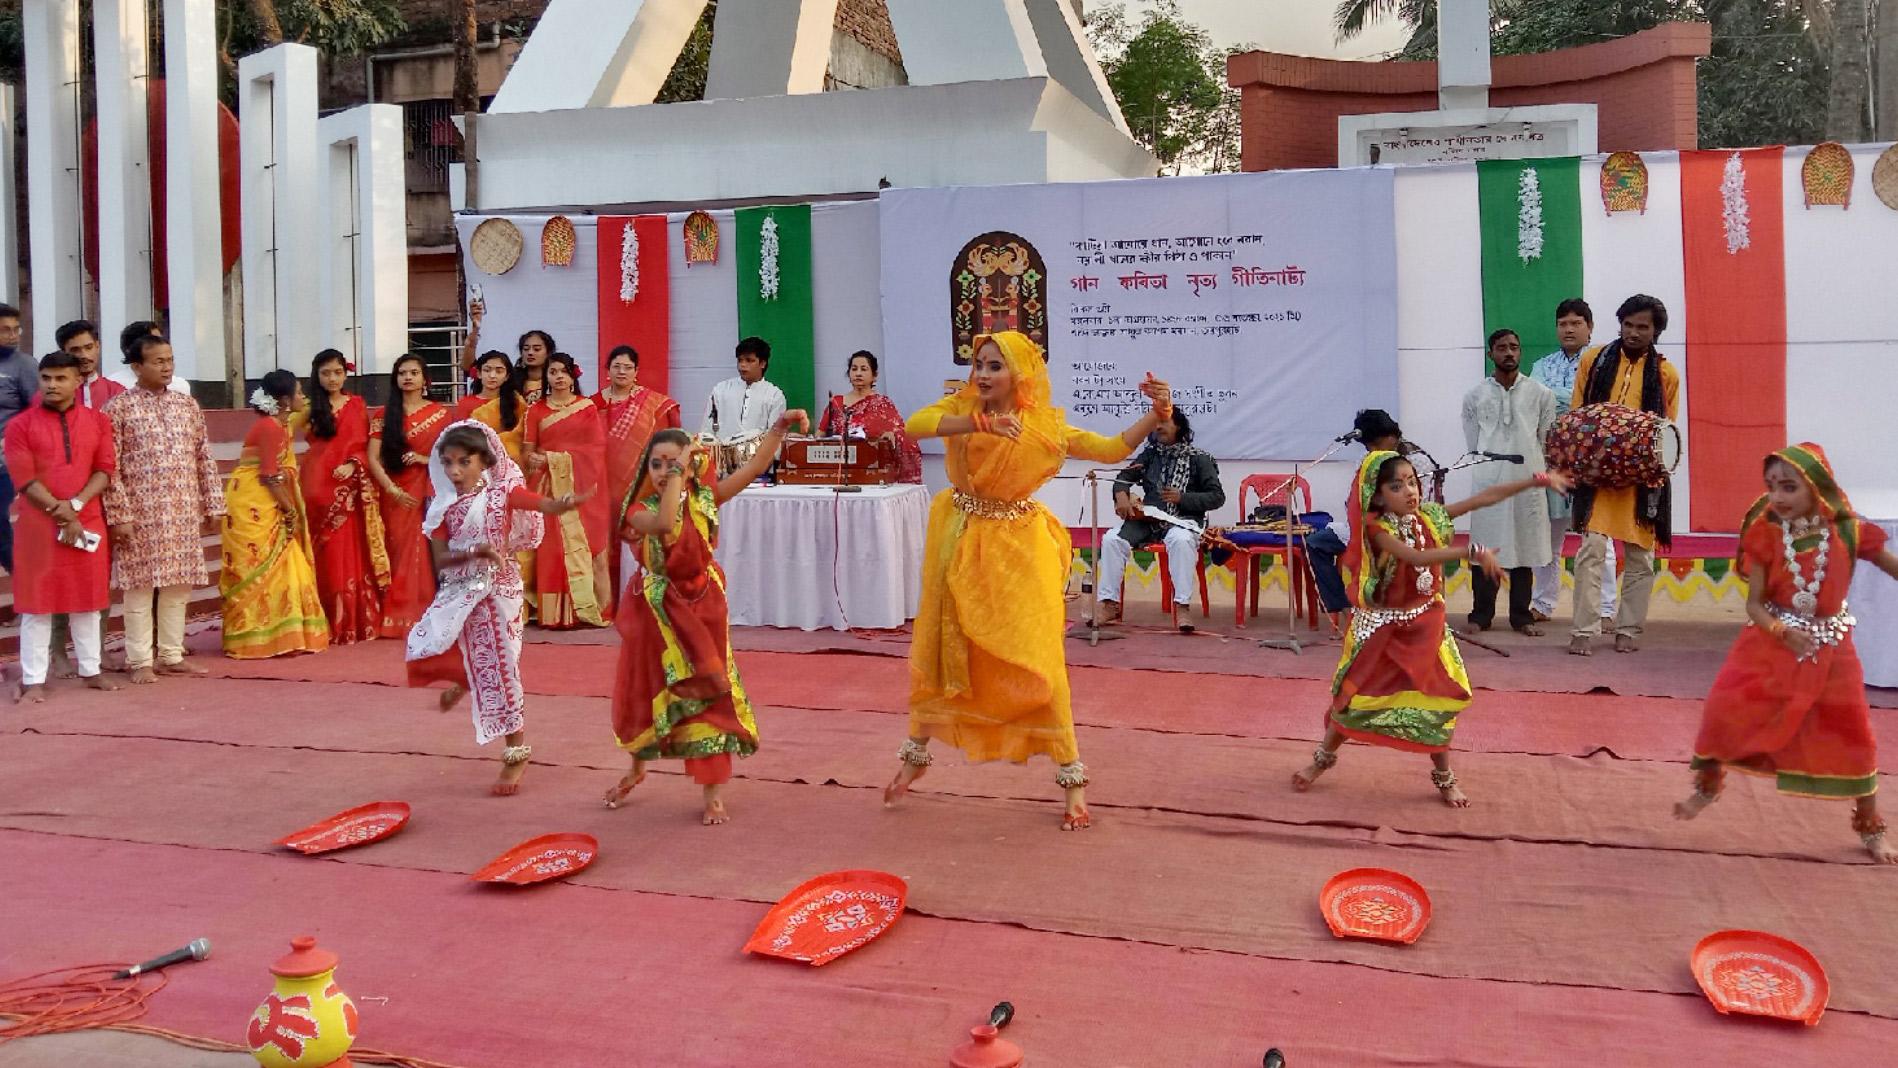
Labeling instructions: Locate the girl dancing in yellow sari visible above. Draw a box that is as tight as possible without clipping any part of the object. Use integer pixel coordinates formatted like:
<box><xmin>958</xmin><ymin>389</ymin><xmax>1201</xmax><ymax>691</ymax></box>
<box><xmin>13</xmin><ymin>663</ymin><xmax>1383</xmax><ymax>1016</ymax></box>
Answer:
<box><xmin>886</xmin><ymin>330</ymin><xmax>1171</xmax><ymax>831</ymax></box>
<box><xmin>221</xmin><ymin>370</ymin><xmax>330</xmax><ymax>659</ymax></box>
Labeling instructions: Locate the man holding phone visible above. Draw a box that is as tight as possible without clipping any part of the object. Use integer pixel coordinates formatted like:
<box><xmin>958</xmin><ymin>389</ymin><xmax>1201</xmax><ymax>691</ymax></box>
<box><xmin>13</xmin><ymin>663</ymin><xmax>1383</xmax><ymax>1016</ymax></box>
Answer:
<box><xmin>4</xmin><ymin>352</ymin><xmax>119</xmax><ymax>701</ymax></box>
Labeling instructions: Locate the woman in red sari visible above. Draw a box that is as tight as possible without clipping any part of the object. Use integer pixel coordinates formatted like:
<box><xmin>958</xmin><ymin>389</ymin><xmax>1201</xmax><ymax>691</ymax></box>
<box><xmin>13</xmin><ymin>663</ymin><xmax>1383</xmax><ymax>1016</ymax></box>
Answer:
<box><xmin>593</xmin><ymin>344</ymin><xmax>680</xmax><ymax>591</ymax></box>
<box><xmin>369</xmin><ymin>354</ymin><xmax>451</xmax><ymax>638</ymax></box>
<box><xmin>523</xmin><ymin>353</ymin><xmax>613</xmax><ymax>627</ymax></box>
<box><xmin>1675</xmin><ymin>444</ymin><xmax>1898</xmax><ymax>863</ymax></box>
<box><xmin>303</xmin><ymin>349</ymin><xmax>390</xmax><ymax>643</ymax></box>
<box><xmin>817</xmin><ymin>350</ymin><xmax>923</xmax><ymax>484</ymax></box>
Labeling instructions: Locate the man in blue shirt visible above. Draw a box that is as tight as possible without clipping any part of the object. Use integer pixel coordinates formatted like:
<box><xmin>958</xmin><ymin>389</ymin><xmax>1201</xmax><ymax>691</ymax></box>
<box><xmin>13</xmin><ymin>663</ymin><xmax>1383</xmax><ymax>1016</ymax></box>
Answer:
<box><xmin>1527</xmin><ymin>298</ymin><xmax>1617</xmax><ymax>627</ymax></box>
<box><xmin>0</xmin><ymin>304</ymin><xmax>39</xmax><ymax>572</ymax></box>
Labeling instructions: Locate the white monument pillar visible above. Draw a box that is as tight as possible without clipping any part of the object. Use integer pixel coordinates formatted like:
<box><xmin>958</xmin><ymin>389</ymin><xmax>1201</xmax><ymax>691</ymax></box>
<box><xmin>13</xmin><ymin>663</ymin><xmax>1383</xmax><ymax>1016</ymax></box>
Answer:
<box><xmin>23</xmin><ymin>0</ymin><xmax>86</xmax><ymax>357</ymax></box>
<box><xmin>238</xmin><ymin>44</ymin><xmax>321</xmax><ymax>377</ymax></box>
<box><xmin>884</xmin><ymin>0</ymin><xmax>1048</xmax><ymax>85</ymax></box>
<box><xmin>94</xmin><ymin>0</ymin><xmax>156</xmax><ymax>336</ymax></box>
<box><xmin>1436</xmin><ymin>0</ymin><xmax>1492</xmax><ymax>112</ymax></box>
<box><xmin>318</xmin><ymin>105</ymin><xmax>408</xmax><ymax>376</ymax></box>
<box><xmin>489</xmin><ymin>0</ymin><xmax>710</xmax><ymax>112</ymax></box>
<box><xmin>0</xmin><ymin>84</ymin><xmax>17</xmax><ymax>305</ymax></box>
<box><xmin>703</xmin><ymin>0</ymin><xmax>840</xmax><ymax>98</ymax></box>
<box><xmin>162</xmin><ymin>0</ymin><xmax>227</xmax><ymax>385</ymax></box>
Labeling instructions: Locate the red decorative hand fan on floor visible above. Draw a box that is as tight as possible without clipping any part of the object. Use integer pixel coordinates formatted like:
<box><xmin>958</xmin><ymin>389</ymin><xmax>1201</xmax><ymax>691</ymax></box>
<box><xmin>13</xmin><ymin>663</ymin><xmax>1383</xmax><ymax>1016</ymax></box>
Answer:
<box><xmin>1319</xmin><ymin>868</ymin><xmax>1432</xmax><ymax>945</ymax></box>
<box><xmin>744</xmin><ymin>870</ymin><xmax>908</xmax><ymax>966</ymax></box>
<box><xmin>470</xmin><ymin>833</ymin><xmax>598</xmax><ymax>886</ymax></box>
<box><xmin>1692</xmin><ymin>930</ymin><xmax>1829</xmax><ymax>1026</ymax></box>
<box><xmin>276</xmin><ymin>802</ymin><xmax>411</xmax><ymax>855</ymax></box>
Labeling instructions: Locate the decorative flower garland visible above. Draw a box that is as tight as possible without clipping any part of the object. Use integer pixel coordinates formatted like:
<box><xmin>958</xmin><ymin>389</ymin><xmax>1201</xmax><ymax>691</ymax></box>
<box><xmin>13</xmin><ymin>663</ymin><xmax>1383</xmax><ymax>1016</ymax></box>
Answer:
<box><xmin>759</xmin><ymin>214</ymin><xmax>781</xmax><ymax>302</ymax></box>
<box><xmin>619</xmin><ymin>223</ymin><xmax>640</xmax><ymax>304</ymax></box>
<box><xmin>1516</xmin><ymin>166</ymin><xmax>1544</xmax><ymax>264</ymax></box>
<box><xmin>249</xmin><ymin>387</ymin><xmax>280</xmax><ymax>416</ymax></box>
<box><xmin>1721</xmin><ymin>151</ymin><xmax>1751</xmax><ymax>255</ymax></box>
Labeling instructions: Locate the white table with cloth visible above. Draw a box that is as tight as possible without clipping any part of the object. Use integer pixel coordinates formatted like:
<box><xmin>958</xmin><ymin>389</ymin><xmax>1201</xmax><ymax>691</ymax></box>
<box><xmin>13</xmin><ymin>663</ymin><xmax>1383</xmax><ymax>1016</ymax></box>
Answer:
<box><xmin>1849</xmin><ymin>518</ymin><xmax>1898</xmax><ymax>688</ymax></box>
<box><xmin>712</xmin><ymin>483</ymin><xmax>929</xmax><ymax>631</ymax></box>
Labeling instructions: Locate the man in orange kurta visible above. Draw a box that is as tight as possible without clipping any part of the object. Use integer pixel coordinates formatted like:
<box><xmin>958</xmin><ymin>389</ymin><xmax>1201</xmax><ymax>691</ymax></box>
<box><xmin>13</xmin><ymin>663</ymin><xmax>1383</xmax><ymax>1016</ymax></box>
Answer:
<box><xmin>1568</xmin><ymin>295</ymin><xmax>1680</xmax><ymax>654</ymax></box>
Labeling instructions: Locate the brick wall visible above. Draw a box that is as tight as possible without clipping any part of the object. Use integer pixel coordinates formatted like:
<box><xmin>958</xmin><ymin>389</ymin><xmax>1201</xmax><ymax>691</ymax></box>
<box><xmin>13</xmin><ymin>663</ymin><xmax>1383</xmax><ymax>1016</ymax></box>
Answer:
<box><xmin>834</xmin><ymin>0</ymin><xmax>903</xmax><ymax>66</ymax></box>
<box><xmin>1229</xmin><ymin>23</ymin><xmax>1712</xmax><ymax>172</ymax></box>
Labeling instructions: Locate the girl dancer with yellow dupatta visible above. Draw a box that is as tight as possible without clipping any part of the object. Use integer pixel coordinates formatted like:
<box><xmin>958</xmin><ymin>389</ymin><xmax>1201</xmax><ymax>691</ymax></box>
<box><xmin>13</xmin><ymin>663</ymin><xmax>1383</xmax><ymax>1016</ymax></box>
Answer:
<box><xmin>221</xmin><ymin>370</ymin><xmax>330</xmax><ymax>659</ymax></box>
<box><xmin>1291</xmin><ymin>450</ymin><xmax>1566</xmax><ymax>806</ymax></box>
<box><xmin>885</xmin><ymin>330</ymin><xmax>1171</xmax><ymax>831</ymax></box>
<box><xmin>1675</xmin><ymin>444</ymin><xmax>1898</xmax><ymax>863</ymax></box>
<box><xmin>454</xmin><ymin>351</ymin><xmax>526</xmax><ymax>461</ymax></box>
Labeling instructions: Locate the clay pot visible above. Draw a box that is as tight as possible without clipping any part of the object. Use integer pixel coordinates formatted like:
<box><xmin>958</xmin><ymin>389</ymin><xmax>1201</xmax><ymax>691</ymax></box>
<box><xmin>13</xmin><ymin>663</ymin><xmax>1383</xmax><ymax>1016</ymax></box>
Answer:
<box><xmin>246</xmin><ymin>936</ymin><xmax>359</xmax><ymax>1067</ymax></box>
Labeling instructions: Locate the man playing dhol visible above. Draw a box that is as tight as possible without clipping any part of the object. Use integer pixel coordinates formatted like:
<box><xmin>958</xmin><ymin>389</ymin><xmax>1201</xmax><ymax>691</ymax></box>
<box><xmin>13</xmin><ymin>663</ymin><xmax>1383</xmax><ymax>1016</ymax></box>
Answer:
<box><xmin>1527</xmin><ymin>299</ymin><xmax>1617</xmax><ymax>627</ymax></box>
<box><xmin>1459</xmin><ymin>328</ymin><xmax>1559</xmax><ymax>635</ymax></box>
<box><xmin>698</xmin><ymin>336</ymin><xmax>787</xmax><ymax>444</ymax></box>
<box><xmin>1567</xmin><ymin>294</ymin><xmax>1680</xmax><ymax>655</ymax></box>
<box><xmin>1093</xmin><ymin>408</ymin><xmax>1225</xmax><ymax>634</ymax></box>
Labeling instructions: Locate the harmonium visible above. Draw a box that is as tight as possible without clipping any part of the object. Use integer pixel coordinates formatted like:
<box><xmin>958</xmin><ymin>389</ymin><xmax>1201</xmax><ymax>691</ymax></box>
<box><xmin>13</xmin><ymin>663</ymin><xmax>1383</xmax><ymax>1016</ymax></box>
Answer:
<box><xmin>776</xmin><ymin>436</ymin><xmax>900</xmax><ymax>486</ymax></box>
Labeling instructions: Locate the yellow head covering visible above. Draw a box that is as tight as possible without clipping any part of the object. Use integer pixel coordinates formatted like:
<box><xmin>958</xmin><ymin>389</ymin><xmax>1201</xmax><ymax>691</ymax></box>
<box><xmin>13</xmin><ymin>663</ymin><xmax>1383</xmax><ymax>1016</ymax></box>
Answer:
<box><xmin>954</xmin><ymin>330</ymin><xmax>1061</xmax><ymax>448</ymax></box>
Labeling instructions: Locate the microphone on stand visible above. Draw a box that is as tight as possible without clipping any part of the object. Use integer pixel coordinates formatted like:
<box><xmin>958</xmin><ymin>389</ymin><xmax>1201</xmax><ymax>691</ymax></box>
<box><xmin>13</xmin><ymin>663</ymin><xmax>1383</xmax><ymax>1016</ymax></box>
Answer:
<box><xmin>1334</xmin><ymin>428</ymin><xmax>1363</xmax><ymax>444</ymax></box>
<box><xmin>1480</xmin><ymin>451</ymin><xmax>1525</xmax><ymax>463</ymax></box>
<box><xmin>114</xmin><ymin>938</ymin><xmax>211</xmax><ymax>979</ymax></box>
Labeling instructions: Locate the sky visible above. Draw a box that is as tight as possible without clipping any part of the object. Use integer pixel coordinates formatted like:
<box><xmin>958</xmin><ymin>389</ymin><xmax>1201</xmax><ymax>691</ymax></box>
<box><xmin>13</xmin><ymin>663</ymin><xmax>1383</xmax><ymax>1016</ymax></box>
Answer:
<box><xmin>1113</xmin><ymin>0</ymin><xmax>1411</xmax><ymax>59</ymax></box>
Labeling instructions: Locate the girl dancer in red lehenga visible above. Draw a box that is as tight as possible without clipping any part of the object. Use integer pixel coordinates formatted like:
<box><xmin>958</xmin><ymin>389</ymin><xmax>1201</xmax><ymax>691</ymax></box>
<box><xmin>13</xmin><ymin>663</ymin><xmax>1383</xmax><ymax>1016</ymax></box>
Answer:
<box><xmin>1675</xmin><ymin>443</ymin><xmax>1898</xmax><ymax>863</ymax></box>
<box><xmin>405</xmin><ymin>421</ymin><xmax>585</xmax><ymax>795</ymax></box>
<box><xmin>302</xmin><ymin>349</ymin><xmax>390</xmax><ymax>643</ymax></box>
<box><xmin>602</xmin><ymin>412</ymin><xmax>806</xmax><ymax>826</ymax></box>
<box><xmin>369</xmin><ymin>354</ymin><xmax>450</xmax><ymax>638</ymax></box>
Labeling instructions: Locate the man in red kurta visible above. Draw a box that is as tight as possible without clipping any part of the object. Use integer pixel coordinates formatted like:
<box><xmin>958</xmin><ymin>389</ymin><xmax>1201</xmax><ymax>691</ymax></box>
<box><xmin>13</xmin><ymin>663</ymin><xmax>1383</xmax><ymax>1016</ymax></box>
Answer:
<box><xmin>4</xmin><ymin>352</ymin><xmax>119</xmax><ymax>702</ymax></box>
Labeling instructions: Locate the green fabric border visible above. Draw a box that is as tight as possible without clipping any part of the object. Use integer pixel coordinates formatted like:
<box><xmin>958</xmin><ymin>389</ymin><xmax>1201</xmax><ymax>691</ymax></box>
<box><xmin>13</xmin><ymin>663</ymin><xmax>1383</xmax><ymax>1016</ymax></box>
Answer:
<box><xmin>1477</xmin><ymin>157</ymin><xmax>1583</xmax><ymax>374</ymax></box>
<box><xmin>734</xmin><ymin>204</ymin><xmax>817</xmax><ymax>414</ymax></box>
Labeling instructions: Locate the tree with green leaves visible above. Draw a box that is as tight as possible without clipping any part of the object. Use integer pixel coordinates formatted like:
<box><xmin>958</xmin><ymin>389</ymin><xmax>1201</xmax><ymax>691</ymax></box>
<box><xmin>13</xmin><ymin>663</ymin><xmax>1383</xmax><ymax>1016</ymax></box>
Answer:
<box><xmin>1085</xmin><ymin>1</ymin><xmax>1240</xmax><ymax>174</ymax></box>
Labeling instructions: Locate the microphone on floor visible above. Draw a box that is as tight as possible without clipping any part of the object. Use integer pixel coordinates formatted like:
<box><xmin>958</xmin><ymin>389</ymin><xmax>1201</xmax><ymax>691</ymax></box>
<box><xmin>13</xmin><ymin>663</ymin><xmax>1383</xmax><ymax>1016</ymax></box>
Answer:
<box><xmin>114</xmin><ymin>938</ymin><xmax>211</xmax><ymax>979</ymax></box>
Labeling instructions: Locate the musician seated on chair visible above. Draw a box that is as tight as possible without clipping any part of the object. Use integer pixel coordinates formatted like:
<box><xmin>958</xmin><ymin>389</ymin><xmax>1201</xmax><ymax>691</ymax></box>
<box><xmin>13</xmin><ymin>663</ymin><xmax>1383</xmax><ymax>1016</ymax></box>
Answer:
<box><xmin>1094</xmin><ymin>409</ymin><xmax>1224</xmax><ymax>632</ymax></box>
<box><xmin>698</xmin><ymin>336</ymin><xmax>787</xmax><ymax>444</ymax></box>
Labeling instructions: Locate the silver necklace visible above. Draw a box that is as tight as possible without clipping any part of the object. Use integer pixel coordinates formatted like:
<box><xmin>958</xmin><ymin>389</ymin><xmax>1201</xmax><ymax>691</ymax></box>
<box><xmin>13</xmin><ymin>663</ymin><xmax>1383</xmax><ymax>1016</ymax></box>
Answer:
<box><xmin>1396</xmin><ymin>515</ymin><xmax>1434</xmax><ymax>594</ymax></box>
<box><xmin>1782</xmin><ymin>515</ymin><xmax>1828</xmax><ymax>617</ymax></box>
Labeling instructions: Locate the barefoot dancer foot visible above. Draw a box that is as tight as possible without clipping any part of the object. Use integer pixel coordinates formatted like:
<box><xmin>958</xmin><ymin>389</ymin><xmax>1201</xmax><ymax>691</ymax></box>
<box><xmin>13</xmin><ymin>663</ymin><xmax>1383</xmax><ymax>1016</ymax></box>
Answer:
<box><xmin>1431</xmin><ymin>760</ymin><xmax>1470</xmax><ymax>808</ymax></box>
<box><xmin>1854</xmin><ymin>802</ymin><xmax>1897</xmax><ymax>865</ymax></box>
<box><xmin>1292</xmin><ymin>732</ymin><xmax>1343</xmax><ymax>792</ymax></box>
<box><xmin>884</xmin><ymin>739</ymin><xmax>931</xmax><ymax>807</ymax></box>
<box><xmin>1056</xmin><ymin>761</ymin><xmax>1091</xmax><ymax>831</ymax></box>
<box><xmin>702</xmin><ymin>785</ymin><xmax>730</xmax><ymax>826</ymax></box>
<box><xmin>603</xmin><ymin>760</ymin><xmax>649</xmax><ymax>809</ymax></box>
<box><xmin>82</xmin><ymin>674</ymin><xmax>121</xmax><ymax>693</ymax></box>
<box><xmin>438</xmin><ymin>684</ymin><xmax>467</xmax><ymax>712</ymax></box>
<box><xmin>1674</xmin><ymin>766</ymin><xmax>1722</xmax><ymax>821</ymax></box>
<box><xmin>492</xmin><ymin>738</ymin><xmax>530</xmax><ymax>796</ymax></box>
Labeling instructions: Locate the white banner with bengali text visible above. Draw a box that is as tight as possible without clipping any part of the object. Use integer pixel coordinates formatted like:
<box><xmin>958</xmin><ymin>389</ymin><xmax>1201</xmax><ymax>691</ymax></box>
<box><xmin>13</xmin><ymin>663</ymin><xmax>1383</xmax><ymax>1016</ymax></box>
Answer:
<box><xmin>877</xmin><ymin>168</ymin><xmax>1399</xmax><ymax>460</ymax></box>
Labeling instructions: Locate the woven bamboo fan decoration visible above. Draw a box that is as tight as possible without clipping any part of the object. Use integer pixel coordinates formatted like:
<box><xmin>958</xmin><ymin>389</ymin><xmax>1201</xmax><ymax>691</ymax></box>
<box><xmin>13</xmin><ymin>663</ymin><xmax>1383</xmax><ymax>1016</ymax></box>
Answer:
<box><xmin>1872</xmin><ymin>144</ymin><xmax>1898</xmax><ymax>212</ymax></box>
<box><xmin>541</xmin><ymin>215</ymin><xmax>578</xmax><ymax>267</ymax></box>
<box><xmin>683</xmin><ymin>211</ymin><xmax>719</xmax><ymax>266</ymax></box>
<box><xmin>1801</xmin><ymin>142</ymin><xmax>1854</xmax><ymax>209</ymax></box>
<box><xmin>470</xmin><ymin>218</ymin><xmax>524</xmax><ymax>276</ymax></box>
<box><xmin>1600</xmin><ymin>151</ymin><xmax>1648</xmax><ymax>215</ymax></box>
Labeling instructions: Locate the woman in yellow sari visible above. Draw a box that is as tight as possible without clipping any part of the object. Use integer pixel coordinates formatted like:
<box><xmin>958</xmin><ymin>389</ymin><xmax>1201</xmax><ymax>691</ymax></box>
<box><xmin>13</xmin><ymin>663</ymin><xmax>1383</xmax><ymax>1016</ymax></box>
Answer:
<box><xmin>886</xmin><ymin>330</ymin><xmax>1171</xmax><ymax>831</ymax></box>
<box><xmin>454</xmin><ymin>350</ymin><xmax>526</xmax><ymax>461</ymax></box>
<box><xmin>221</xmin><ymin>369</ymin><xmax>330</xmax><ymax>659</ymax></box>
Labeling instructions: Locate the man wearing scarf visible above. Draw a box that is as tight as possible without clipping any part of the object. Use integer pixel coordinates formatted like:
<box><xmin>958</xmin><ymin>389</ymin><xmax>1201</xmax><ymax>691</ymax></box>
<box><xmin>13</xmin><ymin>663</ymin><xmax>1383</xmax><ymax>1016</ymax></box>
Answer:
<box><xmin>1095</xmin><ymin>410</ymin><xmax>1225</xmax><ymax>632</ymax></box>
<box><xmin>1568</xmin><ymin>294</ymin><xmax>1680</xmax><ymax>656</ymax></box>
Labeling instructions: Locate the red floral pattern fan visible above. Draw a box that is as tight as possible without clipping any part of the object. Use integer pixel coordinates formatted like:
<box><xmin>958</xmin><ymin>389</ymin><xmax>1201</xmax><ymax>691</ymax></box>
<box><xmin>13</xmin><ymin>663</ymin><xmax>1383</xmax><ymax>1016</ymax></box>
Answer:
<box><xmin>744</xmin><ymin>870</ymin><xmax>908</xmax><ymax>966</ymax></box>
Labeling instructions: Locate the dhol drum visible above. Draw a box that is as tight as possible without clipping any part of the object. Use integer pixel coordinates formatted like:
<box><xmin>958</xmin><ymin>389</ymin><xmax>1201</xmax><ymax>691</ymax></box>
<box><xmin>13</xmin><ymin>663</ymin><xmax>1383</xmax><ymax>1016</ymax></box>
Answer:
<box><xmin>1544</xmin><ymin>403</ymin><xmax>1681</xmax><ymax>488</ymax></box>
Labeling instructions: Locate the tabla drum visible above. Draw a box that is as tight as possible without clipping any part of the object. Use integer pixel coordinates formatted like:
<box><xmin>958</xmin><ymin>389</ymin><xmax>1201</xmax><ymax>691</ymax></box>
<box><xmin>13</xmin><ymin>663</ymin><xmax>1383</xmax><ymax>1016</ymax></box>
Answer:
<box><xmin>1545</xmin><ymin>403</ymin><xmax>1681</xmax><ymax>489</ymax></box>
<box><xmin>709</xmin><ymin>433</ymin><xmax>764</xmax><ymax>480</ymax></box>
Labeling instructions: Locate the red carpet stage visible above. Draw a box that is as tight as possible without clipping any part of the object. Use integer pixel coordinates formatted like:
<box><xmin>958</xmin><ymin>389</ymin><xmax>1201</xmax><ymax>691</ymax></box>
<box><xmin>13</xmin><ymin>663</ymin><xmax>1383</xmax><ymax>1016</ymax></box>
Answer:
<box><xmin>3</xmin><ymin>620</ymin><xmax>1896</xmax><ymax>1065</ymax></box>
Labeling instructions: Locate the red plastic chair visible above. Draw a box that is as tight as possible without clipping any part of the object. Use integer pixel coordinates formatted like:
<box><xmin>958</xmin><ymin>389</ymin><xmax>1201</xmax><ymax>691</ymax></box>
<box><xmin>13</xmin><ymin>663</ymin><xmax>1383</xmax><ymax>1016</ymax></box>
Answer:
<box><xmin>1228</xmin><ymin>473</ymin><xmax>1321</xmax><ymax>630</ymax></box>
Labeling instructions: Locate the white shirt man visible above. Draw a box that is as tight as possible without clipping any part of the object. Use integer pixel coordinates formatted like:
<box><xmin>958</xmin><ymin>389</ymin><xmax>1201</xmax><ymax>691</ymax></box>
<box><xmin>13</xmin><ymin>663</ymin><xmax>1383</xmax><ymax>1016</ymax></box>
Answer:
<box><xmin>699</xmin><ymin>338</ymin><xmax>787</xmax><ymax>442</ymax></box>
<box><xmin>105</xmin><ymin>323</ymin><xmax>191</xmax><ymax>397</ymax></box>
<box><xmin>1460</xmin><ymin>329</ymin><xmax>1557</xmax><ymax>633</ymax></box>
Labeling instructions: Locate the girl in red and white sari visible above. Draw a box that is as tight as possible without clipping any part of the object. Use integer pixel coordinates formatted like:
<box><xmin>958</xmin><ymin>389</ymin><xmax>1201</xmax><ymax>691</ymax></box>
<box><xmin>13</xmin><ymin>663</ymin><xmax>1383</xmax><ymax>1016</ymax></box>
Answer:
<box><xmin>405</xmin><ymin>421</ymin><xmax>585</xmax><ymax>796</ymax></box>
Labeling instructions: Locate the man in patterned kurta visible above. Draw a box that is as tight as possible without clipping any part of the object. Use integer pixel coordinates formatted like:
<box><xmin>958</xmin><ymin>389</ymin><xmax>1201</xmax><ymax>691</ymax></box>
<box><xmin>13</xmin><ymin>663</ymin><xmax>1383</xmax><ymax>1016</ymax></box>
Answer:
<box><xmin>101</xmin><ymin>337</ymin><xmax>226</xmax><ymax>683</ymax></box>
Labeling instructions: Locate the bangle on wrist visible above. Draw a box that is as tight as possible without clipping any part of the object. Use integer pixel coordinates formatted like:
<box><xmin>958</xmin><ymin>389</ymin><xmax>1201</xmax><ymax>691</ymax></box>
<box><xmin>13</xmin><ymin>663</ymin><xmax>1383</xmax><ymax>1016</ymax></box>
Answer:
<box><xmin>1532</xmin><ymin>472</ymin><xmax>1550</xmax><ymax>488</ymax></box>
